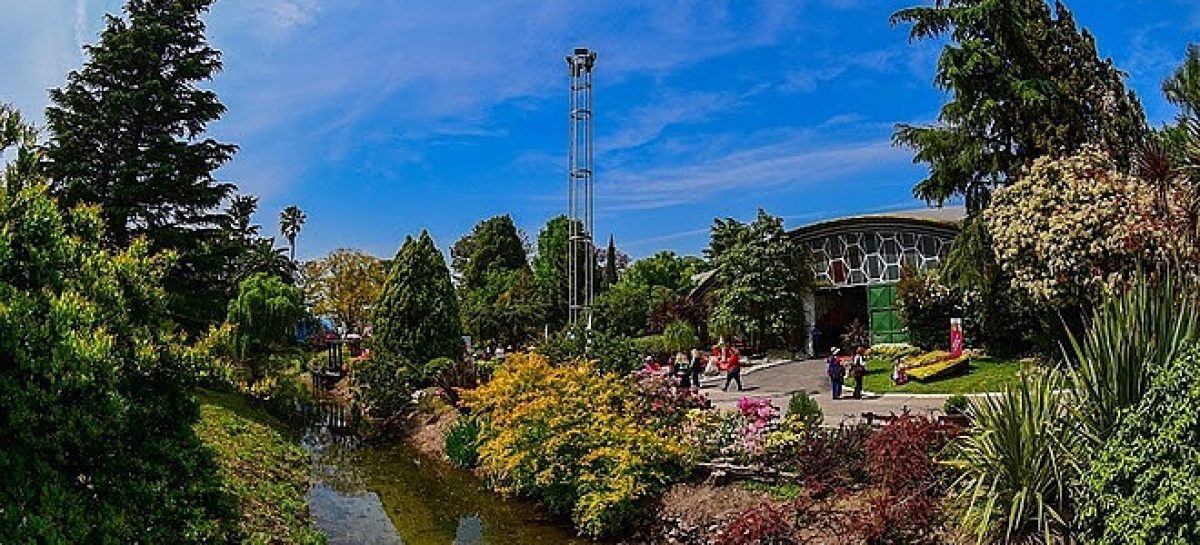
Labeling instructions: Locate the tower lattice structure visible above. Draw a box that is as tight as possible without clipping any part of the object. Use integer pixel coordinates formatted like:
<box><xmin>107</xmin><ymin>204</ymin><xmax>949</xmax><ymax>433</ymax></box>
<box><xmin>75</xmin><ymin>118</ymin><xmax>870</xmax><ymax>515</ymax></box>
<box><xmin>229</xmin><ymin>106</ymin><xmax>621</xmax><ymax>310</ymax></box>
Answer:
<box><xmin>566</xmin><ymin>47</ymin><xmax>596</xmax><ymax>327</ymax></box>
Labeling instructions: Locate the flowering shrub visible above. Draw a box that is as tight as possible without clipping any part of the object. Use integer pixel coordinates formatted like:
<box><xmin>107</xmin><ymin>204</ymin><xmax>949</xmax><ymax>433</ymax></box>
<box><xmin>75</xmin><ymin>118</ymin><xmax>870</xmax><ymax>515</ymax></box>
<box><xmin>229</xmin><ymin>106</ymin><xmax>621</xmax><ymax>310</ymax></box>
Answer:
<box><xmin>462</xmin><ymin>353</ymin><xmax>691</xmax><ymax>537</ymax></box>
<box><xmin>681</xmin><ymin>398</ymin><xmax>778</xmax><ymax>464</ymax></box>
<box><xmin>852</xmin><ymin>415</ymin><xmax>960</xmax><ymax>544</ymax></box>
<box><xmin>738</xmin><ymin>397</ymin><xmax>779</xmax><ymax>430</ymax></box>
<box><xmin>986</xmin><ymin>147</ymin><xmax>1157</xmax><ymax>309</ymax></box>
<box><xmin>627</xmin><ymin>370</ymin><xmax>711</xmax><ymax>428</ymax></box>
<box><xmin>715</xmin><ymin>502</ymin><xmax>797</xmax><ymax>545</ymax></box>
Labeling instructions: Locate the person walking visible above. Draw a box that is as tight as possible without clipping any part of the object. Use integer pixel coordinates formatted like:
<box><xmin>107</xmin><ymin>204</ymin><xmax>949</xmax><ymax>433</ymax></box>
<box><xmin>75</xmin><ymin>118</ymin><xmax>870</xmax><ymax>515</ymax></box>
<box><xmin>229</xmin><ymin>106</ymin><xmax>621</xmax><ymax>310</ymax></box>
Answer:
<box><xmin>689</xmin><ymin>349</ymin><xmax>704</xmax><ymax>390</ymax></box>
<box><xmin>850</xmin><ymin>347</ymin><xmax>867</xmax><ymax>399</ymax></box>
<box><xmin>721</xmin><ymin>346</ymin><xmax>743</xmax><ymax>392</ymax></box>
<box><xmin>826</xmin><ymin>348</ymin><xmax>845</xmax><ymax>399</ymax></box>
<box><xmin>674</xmin><ymin>351</ymin><xmax>689</xmax><ymax>387</ymax></box>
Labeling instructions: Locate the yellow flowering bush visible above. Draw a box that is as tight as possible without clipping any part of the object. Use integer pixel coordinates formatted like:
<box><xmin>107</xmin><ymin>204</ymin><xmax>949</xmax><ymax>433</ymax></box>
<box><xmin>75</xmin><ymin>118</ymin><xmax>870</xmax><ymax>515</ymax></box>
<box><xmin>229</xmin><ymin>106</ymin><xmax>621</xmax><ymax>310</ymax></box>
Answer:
<box><xmin>866</xmin><ymin>343</ymin><xmax>921</xmax><ymax>362</ymax></box>
<box><xmin>986</xmin><ymin>147</ymin><xmax>1158</xmax><ymax>309</ymax></box>
<box><xmin>462</xmin><ymin>353</ymin><xmax>692</xmax><ymax>537</ymax></box>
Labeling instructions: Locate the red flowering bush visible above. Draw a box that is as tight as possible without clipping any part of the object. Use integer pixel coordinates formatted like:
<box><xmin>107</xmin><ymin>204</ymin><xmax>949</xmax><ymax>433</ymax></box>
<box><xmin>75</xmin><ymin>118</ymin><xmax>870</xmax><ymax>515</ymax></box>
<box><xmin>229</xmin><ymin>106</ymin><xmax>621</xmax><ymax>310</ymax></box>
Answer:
<box><xmin>762</xmin><ymin>424</ymin><xmax>872</xmax><ymax>496</ymax></box>
<box><xmin>715</xmin><ymin>502</ymin><xmax>796</xmax><ymax>545</ymax></box>
<box><xmin>853</xmin><ymin>414</ymin><xmax>961</xmax><ymax>544</ymax></box>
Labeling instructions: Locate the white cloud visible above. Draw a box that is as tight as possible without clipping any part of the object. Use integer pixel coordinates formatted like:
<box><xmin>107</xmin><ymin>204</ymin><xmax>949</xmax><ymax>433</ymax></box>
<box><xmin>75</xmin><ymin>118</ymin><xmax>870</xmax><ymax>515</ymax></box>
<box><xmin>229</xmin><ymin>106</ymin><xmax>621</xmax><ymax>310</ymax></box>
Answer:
<box><xmin>600</xmin><ymin>135</ymin><xmax>910</xmax><ymax>211</ymax></box>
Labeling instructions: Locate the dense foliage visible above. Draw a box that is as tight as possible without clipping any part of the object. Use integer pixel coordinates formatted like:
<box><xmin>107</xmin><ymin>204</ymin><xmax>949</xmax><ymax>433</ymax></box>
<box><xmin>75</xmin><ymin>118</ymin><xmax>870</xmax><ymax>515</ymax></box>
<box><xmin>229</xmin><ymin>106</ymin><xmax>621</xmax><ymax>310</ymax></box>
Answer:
<box><xmin>451</xmin><ymin>214</ymin><xmax>528</xmax><ymax>291</ymax></box>
<box><xmin>0</xmin><ymin>174</ymin><xmax>235</xmax><ymax>539</ymax></box>
<box><xmin>453</xmin><ymin>215</ymin><xmax>546</xmax><ymax>347</ymax></box>
<box><xmin>987</xmin><ymin>147</ymin><xmax>1156</xmax><ymax>309</ymax></box>
<box><xmin>303</xmin><ymin>248</ymin><xmax>385</xmax><ymax>332</ymax></box>
<box><xmin>1078</xmin><ymin>344</ymin><xmax>1200</xmax><ymax>544</ymax></box>
<box><xmin>891</xmin><ymin>0</ymin><xmax>1146</xmax><ymax>210</ymax></box>
<box><xmin>373</xmin><ymin>231</ymin><xmax>462</xmax><ymax>379</ymax></box>
<box><xmin>226</xmin><ymin>273</ymin><xmax>305</xmax><ymax>384</ymax></box>
<box><xmin>463</xmin><ymin>353</ymin><xmax>692</xmax><ymax>537</ymax></box>
<box><xmin>708</xmin><ymin>210</ymin><xmax>813</xmax><ymax>351</ymax></box>
<box><xmin>536</xmin><ymin>324</ymin><xmax>642</xmax><ymax>376</ymax></box>
<box><xmin>42</xmin><ymin>0</ymin><xmax>267</xmax><ymax>331</ymax></box>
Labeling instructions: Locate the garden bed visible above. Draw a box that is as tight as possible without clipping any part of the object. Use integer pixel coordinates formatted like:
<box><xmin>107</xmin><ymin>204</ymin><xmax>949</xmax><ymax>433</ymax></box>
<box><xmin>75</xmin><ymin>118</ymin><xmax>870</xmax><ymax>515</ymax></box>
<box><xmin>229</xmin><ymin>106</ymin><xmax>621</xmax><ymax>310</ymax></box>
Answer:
<box><xmin>862</xmin><ymin>357</ymin><xmax>1028</xmax><ymax>394</ymax></box>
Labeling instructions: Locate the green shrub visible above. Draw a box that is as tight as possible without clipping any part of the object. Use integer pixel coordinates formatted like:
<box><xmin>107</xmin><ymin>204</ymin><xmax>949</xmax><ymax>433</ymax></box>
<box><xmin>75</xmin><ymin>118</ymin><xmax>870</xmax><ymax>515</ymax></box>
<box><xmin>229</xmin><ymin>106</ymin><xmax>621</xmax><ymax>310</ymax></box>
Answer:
<box><xmin>355</xmin><ymin>353</ymin><xmax>414</xmax><ymax>418</ymax></box>
<box><xmin>661</xmin><ymin>320</ymin><xmax>700</xmax><ymax>353</ymax></box>
<box><xmin>0</xmin><ymin>182</ymin><xmax>237</xmax><ymax>541</ymax></box>
<box><xmin>538</xmin><ymin>324</ymin><xmax>642</xmax><ymax>375</ymax></box>
<box><xmin>463</xmin><ymin>353</ymin><xmax>691</xmax><ymax>537</ymax></box>
<box><xmin>444</xmin><ymin>417</ymin><xmax>481</xmax><ymax>468</ymax></box>
<box><xmin>943</xmin><ymin>394</ymin><xmax>969</xmax><ymax>415</ymax></box>
<box><xmin>632</xmin><ymin>334</ymin><xmax>666</xmax><ymax>357</ymax></box>
<box><xmin>1078</xmin><ymin>343</ymin><xmax>1200</xmax><ymax>544</ymax></box>
<box><xmin>785</xmin><ymin>391</ymin><xmax>823</xmax><ymax>428</ymax></box>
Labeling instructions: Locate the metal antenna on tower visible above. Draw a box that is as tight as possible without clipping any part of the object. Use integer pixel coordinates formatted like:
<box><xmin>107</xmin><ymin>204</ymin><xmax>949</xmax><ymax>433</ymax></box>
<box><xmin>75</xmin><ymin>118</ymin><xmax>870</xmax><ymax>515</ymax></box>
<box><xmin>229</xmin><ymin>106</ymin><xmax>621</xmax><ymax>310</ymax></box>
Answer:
<box><xmin>567</xmin><ymin>47</ymin><xmax>596</xmax><ymax>327</ymax></box>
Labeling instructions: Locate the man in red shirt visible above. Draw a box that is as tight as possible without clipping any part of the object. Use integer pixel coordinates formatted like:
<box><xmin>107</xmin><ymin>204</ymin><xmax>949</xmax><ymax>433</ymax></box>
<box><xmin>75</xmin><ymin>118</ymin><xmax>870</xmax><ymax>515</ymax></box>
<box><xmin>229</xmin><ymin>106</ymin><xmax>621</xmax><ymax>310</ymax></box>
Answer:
<box><xmin>721</xmin><ymin>346</ymin><xmax>743</xmax><ymax>391</ymax></box>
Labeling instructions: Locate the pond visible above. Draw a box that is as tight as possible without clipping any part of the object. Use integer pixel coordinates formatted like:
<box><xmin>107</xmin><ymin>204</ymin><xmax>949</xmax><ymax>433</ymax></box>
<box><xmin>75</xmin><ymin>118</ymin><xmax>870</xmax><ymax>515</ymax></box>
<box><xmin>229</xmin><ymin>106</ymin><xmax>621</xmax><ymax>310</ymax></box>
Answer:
<box><xmin>305</xmin><ymin>424</ymin><xmax>588</xmax><ymax>545</ymax></box>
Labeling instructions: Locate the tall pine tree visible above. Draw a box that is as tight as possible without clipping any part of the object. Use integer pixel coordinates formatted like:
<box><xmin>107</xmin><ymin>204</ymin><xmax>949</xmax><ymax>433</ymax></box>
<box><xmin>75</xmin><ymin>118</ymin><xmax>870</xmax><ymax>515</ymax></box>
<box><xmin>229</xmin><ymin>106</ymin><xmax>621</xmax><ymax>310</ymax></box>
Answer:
<box><xmin>891</xmin><ymin>0</ymin><xmax>1147</xmax><ymax>211</ymax></box>
<box><xmin>373</xmin><ymin>231</ymin><xmax>462</xmax><ymax>378</ymax></box>
<box><xmin>43</xmin><ymin>0</ymin><xmax>237</xmax><ymax>331</ymax></box>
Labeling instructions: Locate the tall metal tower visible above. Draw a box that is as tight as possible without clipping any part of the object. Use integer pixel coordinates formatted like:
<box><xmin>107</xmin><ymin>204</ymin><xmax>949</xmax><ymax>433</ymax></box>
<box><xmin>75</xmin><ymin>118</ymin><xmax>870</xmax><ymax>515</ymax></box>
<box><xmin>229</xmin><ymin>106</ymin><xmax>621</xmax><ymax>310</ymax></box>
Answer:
<box><xmin>567</xmin><ymin>47</ymin><xmax>596</xmax><ymax>327</ymax></box>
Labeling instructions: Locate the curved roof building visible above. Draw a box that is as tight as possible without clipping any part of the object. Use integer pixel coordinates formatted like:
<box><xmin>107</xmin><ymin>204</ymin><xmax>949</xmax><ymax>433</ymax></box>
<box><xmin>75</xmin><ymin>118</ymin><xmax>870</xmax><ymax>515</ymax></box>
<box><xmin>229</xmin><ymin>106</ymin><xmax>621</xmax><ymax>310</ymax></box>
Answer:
<box><xmin>791</xmin><ymin>207</ymin><xmax>965</xmax><ymax>349</ymax></box>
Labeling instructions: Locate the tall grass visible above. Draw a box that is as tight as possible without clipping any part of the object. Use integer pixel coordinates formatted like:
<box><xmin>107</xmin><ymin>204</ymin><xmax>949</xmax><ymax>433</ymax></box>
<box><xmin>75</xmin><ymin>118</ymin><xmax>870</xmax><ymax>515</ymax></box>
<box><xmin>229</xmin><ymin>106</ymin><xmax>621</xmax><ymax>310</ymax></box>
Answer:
<box><xmin>948</xmin><ymin>271</ymin><xmax>1200</xmax><ymax>543</ymax></box>
<box><xmin>1062</xmin><ymin>272</ymin><xmax>1200</xmax><ymax>445</ymax></box>
<box><xmin>949</xmin><ymin>372</ymin><xmax>1075</xmax><ymax>544</ymax></box>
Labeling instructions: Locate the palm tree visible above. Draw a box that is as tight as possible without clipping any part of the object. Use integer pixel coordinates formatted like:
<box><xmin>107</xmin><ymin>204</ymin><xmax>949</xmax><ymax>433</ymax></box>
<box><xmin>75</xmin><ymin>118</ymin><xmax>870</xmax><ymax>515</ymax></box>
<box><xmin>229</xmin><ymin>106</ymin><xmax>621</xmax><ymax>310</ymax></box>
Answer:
<box><xmin>279</xmin><ymin>205</ymin><xmax>306</xmax><ymax>262</ymax></box>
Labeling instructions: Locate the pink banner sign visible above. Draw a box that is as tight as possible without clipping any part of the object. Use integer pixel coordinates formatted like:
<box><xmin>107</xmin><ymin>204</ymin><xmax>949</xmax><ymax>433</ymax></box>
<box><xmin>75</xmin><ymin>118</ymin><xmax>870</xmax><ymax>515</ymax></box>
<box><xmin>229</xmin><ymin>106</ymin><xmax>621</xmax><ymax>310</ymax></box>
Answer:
<box><xmin>950</xmin><ymin>318</ymin><xmax>964</xmax><ymax>358</ymax></box>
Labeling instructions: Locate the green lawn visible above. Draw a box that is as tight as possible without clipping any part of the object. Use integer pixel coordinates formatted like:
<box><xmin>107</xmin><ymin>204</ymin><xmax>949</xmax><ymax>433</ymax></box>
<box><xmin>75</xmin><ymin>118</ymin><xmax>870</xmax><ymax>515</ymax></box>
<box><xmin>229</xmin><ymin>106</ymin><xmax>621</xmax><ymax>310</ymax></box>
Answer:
<box><xmin>195</xmin><ymin>390</ymin><xmax>325</xmax><ymax>545</ymax></box>
<box><xmin>861</xmin><ymin>357</ymin><xmax>1029</xmax><ymax>394</ymax></box>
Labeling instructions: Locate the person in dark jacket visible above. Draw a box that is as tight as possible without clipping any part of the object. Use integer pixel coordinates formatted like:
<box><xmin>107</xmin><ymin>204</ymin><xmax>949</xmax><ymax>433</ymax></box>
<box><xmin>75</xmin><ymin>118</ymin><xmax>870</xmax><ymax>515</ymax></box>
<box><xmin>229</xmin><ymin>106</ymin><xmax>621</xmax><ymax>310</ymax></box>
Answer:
<box><xmin>849</xmin><ymin>347</ymin><xmax>867</xmax><ymax>399</ymax></box>
<box><xmin>689</xmin><ymin>349</ymin><xmax>704</xmax><ymax>390</ymax></box>
<box><xmin>827</xmin><ymin>348</ymin><xmax>845</xmax><ymax>399</ymax></box>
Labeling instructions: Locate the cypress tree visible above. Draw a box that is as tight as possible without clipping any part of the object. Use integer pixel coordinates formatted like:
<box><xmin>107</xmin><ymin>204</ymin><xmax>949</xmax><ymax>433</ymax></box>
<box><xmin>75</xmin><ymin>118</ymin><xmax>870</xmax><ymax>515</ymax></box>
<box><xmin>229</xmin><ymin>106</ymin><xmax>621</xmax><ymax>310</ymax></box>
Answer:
<box><xmin>603</xmin><ymin>234</ymin><xmax>618</xmax><ymax>291</ymax></box>
<box><xmin>43</xmin><ymin>0</ymin><xmax>237</xmax><ymax>331</ymax></box>
<box><xmin>374</xmin><ymin>231</ymin><xmax>463</xmax><ymax>378</ymax></box>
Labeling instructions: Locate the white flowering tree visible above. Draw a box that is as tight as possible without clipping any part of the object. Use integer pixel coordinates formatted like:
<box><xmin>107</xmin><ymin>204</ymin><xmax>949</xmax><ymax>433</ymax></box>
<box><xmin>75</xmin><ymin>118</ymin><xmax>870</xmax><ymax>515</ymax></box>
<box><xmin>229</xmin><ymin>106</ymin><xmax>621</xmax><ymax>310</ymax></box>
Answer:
<box><xmin>986</xmin><ymin>147</ymin><xmax>1157</xmax><ymax>309</ymax></box>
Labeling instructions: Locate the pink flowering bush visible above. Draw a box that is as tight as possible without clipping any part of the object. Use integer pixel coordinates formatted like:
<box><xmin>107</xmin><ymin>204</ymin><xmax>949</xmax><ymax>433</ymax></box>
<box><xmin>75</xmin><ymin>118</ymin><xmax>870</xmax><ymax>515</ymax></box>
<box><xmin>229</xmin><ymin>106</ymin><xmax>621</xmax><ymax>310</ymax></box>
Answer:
<box><xmin>628</xmin><ymin>370</ymin><xmax>711</xmax><ymax>428</ymax></box>
<box><xmin>685</xmin><ymin>397</ymin><xmax>779</xmax><ymax>463</ymax></box>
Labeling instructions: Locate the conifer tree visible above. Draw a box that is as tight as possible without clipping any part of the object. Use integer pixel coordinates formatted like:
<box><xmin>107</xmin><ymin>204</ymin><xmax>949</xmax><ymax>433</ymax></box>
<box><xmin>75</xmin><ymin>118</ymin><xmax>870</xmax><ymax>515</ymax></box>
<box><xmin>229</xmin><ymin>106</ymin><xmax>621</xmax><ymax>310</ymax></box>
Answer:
<box><xmin>373</xmin><ymin>231</ymin><xmax>463</xmax><ymax>378</ymax></box>
<box><xmin>892</xmin><ymin>0</ymin><xmax>1147</xmax><ymax>211</ymax></box>
<box><xmin>43</xmin><ymin>0</ymin><xmax>238</xmax><ymax>331</ymax></box>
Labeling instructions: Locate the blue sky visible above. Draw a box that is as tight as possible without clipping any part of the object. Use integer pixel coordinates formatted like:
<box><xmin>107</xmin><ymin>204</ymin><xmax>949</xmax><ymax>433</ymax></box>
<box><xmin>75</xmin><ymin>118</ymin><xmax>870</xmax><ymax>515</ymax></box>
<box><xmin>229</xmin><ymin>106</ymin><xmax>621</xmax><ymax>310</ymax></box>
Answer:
<box><xmin>1</xmin><ymin>0</ymin><xmax>1197</xmax><ymax>261</ymax></box>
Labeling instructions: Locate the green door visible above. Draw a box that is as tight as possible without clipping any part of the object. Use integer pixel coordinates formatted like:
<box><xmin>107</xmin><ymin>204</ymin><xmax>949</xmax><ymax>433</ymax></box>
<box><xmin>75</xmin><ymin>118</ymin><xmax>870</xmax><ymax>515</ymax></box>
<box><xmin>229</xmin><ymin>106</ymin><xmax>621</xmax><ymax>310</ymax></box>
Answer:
<box><xmin>868</xmin><ymin>285</ymin><xmax>909</xmax><ymax>344</ymax></box>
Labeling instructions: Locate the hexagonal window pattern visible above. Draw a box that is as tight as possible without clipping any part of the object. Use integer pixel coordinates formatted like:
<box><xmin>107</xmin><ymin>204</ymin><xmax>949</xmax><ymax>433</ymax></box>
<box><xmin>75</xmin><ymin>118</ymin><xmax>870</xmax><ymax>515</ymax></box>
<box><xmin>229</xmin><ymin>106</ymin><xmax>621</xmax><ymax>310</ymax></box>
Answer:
<box><xmin>807</xmin><ymin>229</ymin><xmax>955</xmax><ymax>287</ymax></box>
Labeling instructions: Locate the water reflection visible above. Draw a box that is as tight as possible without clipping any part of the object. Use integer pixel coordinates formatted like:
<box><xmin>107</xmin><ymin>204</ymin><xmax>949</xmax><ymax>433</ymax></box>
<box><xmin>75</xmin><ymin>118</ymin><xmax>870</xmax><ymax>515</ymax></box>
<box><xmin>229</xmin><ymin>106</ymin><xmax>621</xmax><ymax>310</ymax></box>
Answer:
<box><xmin>305</xmin><ymin>424</ymin><xmax>586</xmax><ymax>545</ymax></box>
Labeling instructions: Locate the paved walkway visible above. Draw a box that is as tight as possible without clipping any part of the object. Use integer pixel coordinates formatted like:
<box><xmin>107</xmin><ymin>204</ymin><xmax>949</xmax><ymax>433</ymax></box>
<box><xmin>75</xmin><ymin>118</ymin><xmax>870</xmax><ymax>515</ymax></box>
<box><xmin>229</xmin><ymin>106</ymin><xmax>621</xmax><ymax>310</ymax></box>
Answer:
<box><xmin>700</xmin><ymin>358</ymin><xmax>950</xmax><ymax>426</ymax></box>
